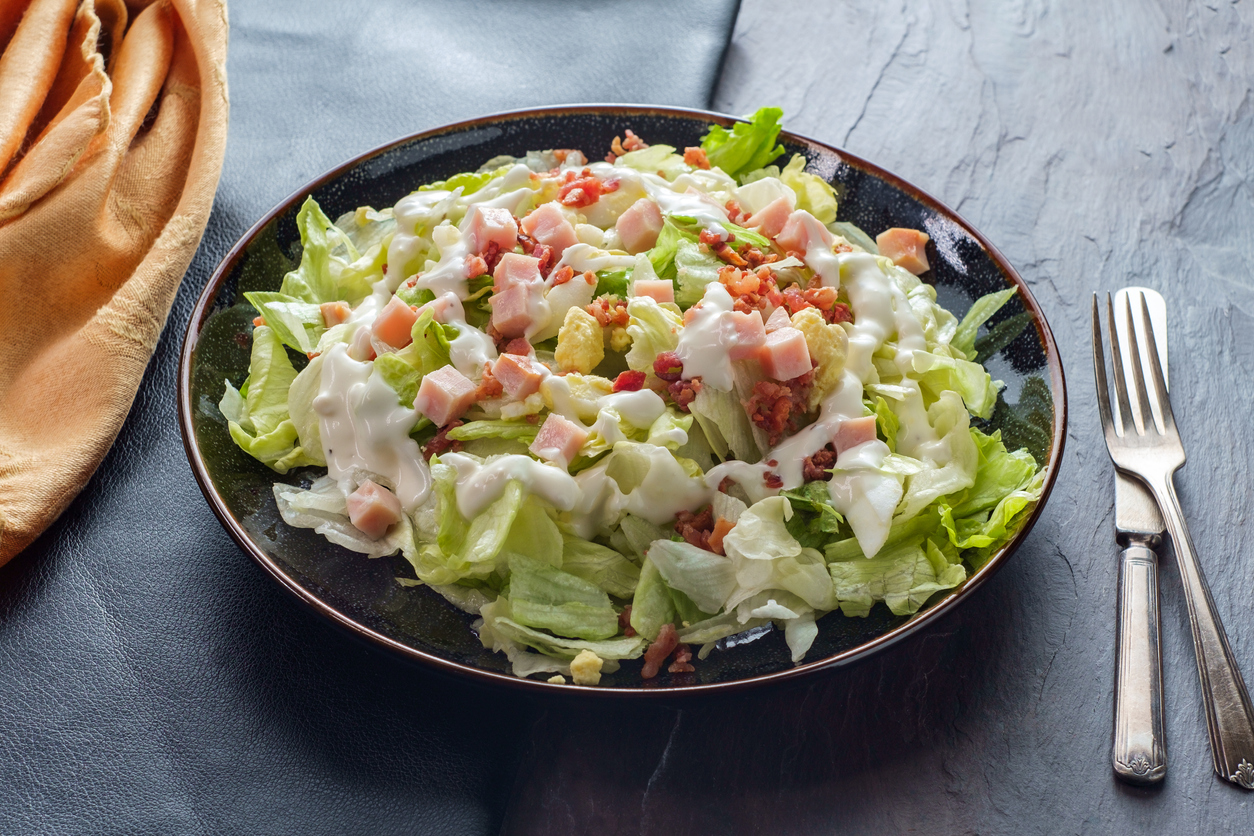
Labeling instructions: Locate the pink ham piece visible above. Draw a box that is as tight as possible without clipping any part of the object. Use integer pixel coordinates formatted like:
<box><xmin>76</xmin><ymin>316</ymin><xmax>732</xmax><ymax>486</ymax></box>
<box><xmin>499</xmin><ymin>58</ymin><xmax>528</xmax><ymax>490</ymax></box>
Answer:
<box><xmin>615</xmin><ymin>198</ymin><xmax>664</xmax><ymax>254</ymax></box>
<box><xmin>775</xmin><ymin>210</ymin><xmax>834</xmax><ymax>255</ymax></box>
<box><xmin>492</xmin><ymin>353</ymin><xmax>548</xmax><ymax>400</ymax></box>
<box><xmin>631</xmin><ymin>278</ymin><xmax>674</xmax><ymax>304</ymax></box>
<box><xmin>728</xmin><ymin>310</ymin><xmax>766</xmax><ymax>360</ymax></box>
<box><xmin>372</xmin><ymin>295</ymin><xmax>418</xmax><ymax>349</ymax></box>
<box><xmin>413</xmin><ymin>365</ymin><xmax>477</xmax><ymax>427</ymax></box>
<box><xmin>520</xmin><ymin>202</ymin><xmax>578</xmax><ymax>257</ymax></box>
<box><xmin>493</xmin><ymin>252</ymin><xmax>542</xmax><ymax>291</ymax></box>
<box><xmin>320</xmin><ymin>300</ymin><xmax>352</xmax><ymax>327</ymax></box>
<box><xmin>834</xmin><ymin>415</ymin><xmax>878</xmax><ymax>454</ymax></box>
<box><xmin>764</xmin><ymin>306</ymin><xmax>791</xmax><ymax>333</ymax></box>
<box><xmin>464</xmin><ymin>205</ymin><xmax>518</xmax><ymax>254</ymax></box>
<box><xmin>489</xmin><ymin>284</ymin><xmax>532</xmax><ymax>338</ymax></box>
<box><xmin>876</xmin><ymin>227</ymin><xmax>931</xmax><ymax>275</ymax></box>
<box><xmin>745</xmin><ymin>196</ymin><xmax>794</xmax><ymax>240</ymax></box>
<box><xmin>346</xmin><ymin>480</ymin><xmax>403</xmax><ymax>540</ymax></box>
<box><xmin>756</xmin><ymin>326</ymin><xmax>812</xmax><ymax>381</ymax></box>
<box><xmin>529</xmin><ymin>413</ymin><xmax>588</xmax><ymax>467</ymax></box>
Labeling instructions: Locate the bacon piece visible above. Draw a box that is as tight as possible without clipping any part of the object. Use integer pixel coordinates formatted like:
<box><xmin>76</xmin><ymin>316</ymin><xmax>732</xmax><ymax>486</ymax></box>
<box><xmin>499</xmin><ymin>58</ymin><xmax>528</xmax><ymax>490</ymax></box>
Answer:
<box><xmin>421</xmin><ymin>420</ymin><xmax>465</xmax><ymax>462</ymax></box>
<box><xmin>492</xmin><ymin>353</ymin><xmax>548</xmax><ymax>400</ymax></box>
<box><xmin>613</xmin><ymin>370</ymin><xmax>647</xmax><ymax>392</ymax></box>
<box><xmin>668</xmin><ymin>377</ymin><xmax>701</xmax><ymax>412</ymax></box>
<box><xmin>653</xmin><ymin>351</ymin><xmax>683</xmax><ymax>382</ymax></box>
<box><xmin>550</xmin><ymin>265</ymin><xmax>576</xmax><ymax>286</ymax></box>
<box><xmin>876</xmin><ymin>227</ymin><xmax>931</xmax><ymax>275</ymax></box>
<box><xmin>764</xmin><ymin>472</ymin><xmax>784</xmax><ymax>489</ymax></box>
<box><xmin>414</xmin><ymin>365</ymin><xmax>477</xmax><ymax>427</ymax></box>
<box><xmin>372</xmin><ymin>295</ymin><xmax>419</xmax><ymax>349</ymax></box>
<box><xmin>744</xmin><ymin>371</ymin><xmax>815</xmax><ymax>446</ymax></box>
<box><xmin>559</xmin><ymin>169</ymin><xmax>607</xmax><ymax>208</ymax></box>
<box><xmin>618</xmin><ymin>605</ymin><xmax>636</xmax><ymax>637</ymax></box>
<box><xmin>802</xmin><ymin>444</ymin><xmax>837</xmax><ymax>482</ymax></box>
<box><xmin>464</xmin><ymin>254</ymin><xmax>489</xmax><ymax>279</ymax></box>
<box><xmin>834</xmin><ymin>415</ymin><xmax>878</xmax><ymax>454</ymax></box>
<box><xmin>708</xmin><ymin>517</ymin><xmax>735</xmax><ymax>556</ymax></box>
<box><xmin>720</xmin><ymin>265</ymin><xmax>760</xmax><ymax>296</ymax></box>
<box><xmin>520</xmin><ymin>202</ymin><xmax>578</xmax><ymax>258</ymax></box>
<box><xmin>675</xmin><ymin>506</ymin><xmax>715</xmax><ymax>550</ymax></box>
<box><xmin>616</xmin><ymin>197</ymin><xmax>664</xmax><ymax>254</ymax></box>
<box><xmin>745</xmin><ymin>195</ymin><xmax>793</xmax><ymax>239</ymax></box>
<box><xmin>667</xmin><ymin>643</ymin><xmax>695</xmax><ymax>674</ymax></box>
<box><xmin>586</xmin><ymin>295</ymin><xmax>629</xmax><ymax>328</ymax></box>
<box><xmin>631</xmin><ymin>278</ymin><xmax>674</xmax><ymax>304</ymax></box>
<box><xmin>346</xmin><ymin>480</ymin><xmax>404</xmax><ymax>540</ymax></box>
<box><xmin>530</xmin><ymin>413</ymin><xmax>589</xmax><ymax>467</ymax></box>
<box><xmin>757</xmin><ymin>326</ymin><xmax>813</xmax><ymax>381</ymax></box>
<box><xmin>641</xmin><ymin>623</ymin><xmax>680</xmax><ymax>679</ymax></box>
<box><xmin>464</xmin><ymin>205</ymin><xmax>518</xmax><ymax>255</ymax></box>
<box><xmin>320</xmin><ymin>301</ymin><xmax>352</xmax><ymax>328</ymax></box>
<box><xmin>683</xmin><ymin>147</ymin><xmax>710</xmax><ymax>169</ymax></box>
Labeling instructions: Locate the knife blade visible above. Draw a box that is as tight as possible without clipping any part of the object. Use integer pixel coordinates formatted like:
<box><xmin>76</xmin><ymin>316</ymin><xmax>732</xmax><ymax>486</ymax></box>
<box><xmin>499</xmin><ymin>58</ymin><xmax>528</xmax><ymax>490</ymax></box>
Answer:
<box><xmin>1111</xmin><ymin>286</ymin><xmax>1168</xmax><ymax>785</ymax></box>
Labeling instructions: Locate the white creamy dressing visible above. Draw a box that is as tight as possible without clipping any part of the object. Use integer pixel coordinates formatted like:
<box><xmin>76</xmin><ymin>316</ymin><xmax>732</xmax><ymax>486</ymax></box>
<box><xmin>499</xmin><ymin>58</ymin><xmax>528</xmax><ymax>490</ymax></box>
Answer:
<box><xmin>313</xmin><ymin>344</ymin><xmax>431</xmax><ymax>511</ymax></box>
<box><xmin>551</xmin><ymin>242</ymin><xmax>636</xmax><ymax>275</ymax></box>
<box><xmin>428</xmin><ymin>292</ymin><xmax>498</xmax><ymax>377</ymax></box>
<box><xmin>569</xmin><ymin>446</ymin><xmax>711</xmax><ymax>539</ymax></box>
<box><xmin>795</xmin><ymin>211</ymin><xmax>842</xmax><ymax>288</ymax></box>
<box><xmin>673</xmin><ymin>283</ymin><xmax>740</xmax><ymax>391</ymax></box>
<box><xmin>582</xmin><ymin>163</ymin><xmax>733</xmax><ymax>238</ymax></box>
<box><xmin>439</xmin><ymin>453</ymin><xmax>580</xmax><ymax>518</ymax></box>
<box><xmin>388</xmin><ymin>189</ymin><xmax>458</xmax><ymax>286</ymax></box>
<box><xmin>409</xmin><ymin>223</ymin><xmax>471</xmax><ymax>299</ymax></box>
<box><xmin>542</xmin><ymin>375</ymin><xmax>668</xmax><ymax>431</ymax></box>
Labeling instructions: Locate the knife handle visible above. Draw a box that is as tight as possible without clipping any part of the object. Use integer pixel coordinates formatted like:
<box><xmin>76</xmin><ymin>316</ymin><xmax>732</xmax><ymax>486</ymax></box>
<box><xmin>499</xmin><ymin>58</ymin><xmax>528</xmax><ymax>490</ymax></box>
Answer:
<box><xmin>1113</xmin><ymin>542</ymin><xmax>1167</xmax><ymax>784</ymax></box>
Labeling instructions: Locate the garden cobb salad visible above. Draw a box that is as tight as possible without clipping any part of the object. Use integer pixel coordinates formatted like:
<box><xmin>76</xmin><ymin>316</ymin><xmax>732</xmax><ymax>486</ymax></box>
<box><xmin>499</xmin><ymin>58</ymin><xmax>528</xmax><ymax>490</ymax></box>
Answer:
<box><xmin>220</xmin><ymin>109</ymin><xmax>1043</xmax><ymax>685</ymax></box>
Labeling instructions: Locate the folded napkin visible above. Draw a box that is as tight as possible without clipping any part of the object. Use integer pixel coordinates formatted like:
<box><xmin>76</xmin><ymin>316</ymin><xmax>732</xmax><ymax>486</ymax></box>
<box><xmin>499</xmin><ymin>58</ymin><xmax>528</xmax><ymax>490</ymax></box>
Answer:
<box><xmin>0</xmin><ymin>0</ymin><xmax>228</xmax><ymax>564</ymax></box>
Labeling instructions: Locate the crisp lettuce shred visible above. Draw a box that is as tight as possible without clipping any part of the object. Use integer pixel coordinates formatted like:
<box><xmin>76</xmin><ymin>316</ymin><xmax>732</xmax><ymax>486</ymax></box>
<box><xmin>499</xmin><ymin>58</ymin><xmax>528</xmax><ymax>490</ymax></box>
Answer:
<box><xmin>219</xmin><ymin>106</ymin><xmax>1049</xmax><ymax>682</ymax></box>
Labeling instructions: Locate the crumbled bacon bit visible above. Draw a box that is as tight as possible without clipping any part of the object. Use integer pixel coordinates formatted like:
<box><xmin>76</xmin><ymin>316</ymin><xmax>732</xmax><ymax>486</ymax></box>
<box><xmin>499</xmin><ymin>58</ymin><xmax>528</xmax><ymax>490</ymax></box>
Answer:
<box><xmin>534</xmin><ymin>244</ymin><xmax>555</xmax><ymax>278</ymax></box>
<box><xmin>559</xmin><ymin>168</ymin><xmax>611</xmax><ymax>208</ymax></box>
<box><xmin>683</xmin><ymin>147</ymin><xmax>710</xmax><ymax>169</ymax></box>
<box><xmin>675</xmin><ymin>506</ymin><xmax>716</xmax><ymax>551</ymax></box>
<box><xmin>465</xmin><ymin>254</ymin><xmax>489</xmax><ymax>278</ymax></box>
<box><xmin>252</xmin><ymin>316</ymin><xmax>266</xmax><ymax>327</ymax></box>
<box><xmin>618</xmin><ymin>606</ymin><xmax>636</xmax><ymax>638</ymax></box>
<box><xmin>803</xmin><ymin>444</ymin><xmax>838</xmax><ymax>482</ymax></box>
<box><xmin>306</xmin><ymin>351</ymin><xmax>320</xmax><ymax>360</ymax></box>
<box><xmin>667</xmin><ymin>643</ymin><xmax>695</xmax><ymax>674</ymax></box>
<box><xmin>698</xmin><ymin>229</ymin><xmax>725</xmax><ymax>247</ymax></box>
<box><xmin>642</xmin><ymin>623</ymin><xmax>680</xmax><ymax>679</ymax></box>
<box><xmin>485</xmin><ymin>321</ymin><xmax>507</xmax><ymax>349</ymax></box>
<box><xmin>744</xmin><ymin>371</ymin><xmax>815</xmax><ymax>446</ymax></box>
<box><xmin>833</xmin><ymin>241</ymin><xmax>854</xmax><ymax>254</ymax></box>
<box><xmin>764</xmin><ymin>472</ymin><xmax>784</xmax><ymax>489</ymax></box>
<box><xmin>725</xmin><ymin>199</ymin><xmax>746</xmax><ymax>224</ymax></box>
<box><xmin>517</xmin><ymin>229</ymin><xmax>536</xmax><ymax>254</ymax></box>
<box><xmin>503</xmin><ymin>338</ymin><xmax>533</xmax><ymax>356</ymax></box>
<box><xmin>553</xmin><ymin>149</ymin><xmax>573</xmax><ymax>163</ymax></box>
<box><xmin>422</xmin><ymin>421</ymin><xmax>464</xmax><ymax>461</ymax></box>
<box><xmin>608</xmin><ymin>129</ymin><xmax>649</xmax><ymax>162</ymax></box>
<box><xmin>653</xmin><ymin>351</ymin><xmax>683</xmax><ymax>382</ymax></box>
<box><xmin>668</xmin><ymin>377</ymin><xmax>702</xmax><ymax>412</ymax></box>
<box><xmin>586</xmin><ymin>295</ymin><xmax>629</xmax><ymax>327</ymax></box>
<box><xmin>474</xmin><ymin>363</ymin><xmax>504</xmax><ymax>401</ymax></box>
<box><xmin>718</xmin><ymin>477</ymin><xmax>735</xmax><ymax>494</ymax></box>
<box><xmin>613</xmin><ymin>370</ymin><xmax>647</xmax><ymax>392</ymax></box>
<box><xmin>720</xmin><ymin>265</ymin><xmax>761</xmax><ymax>296</ymax></box>
<box><xmin>721</xmin><ymin>266</ymin><xmax>783</xmax><ymax>315</ymax></box>
<box><xmin>550</xmin><ymin>265</ymin><xmax>575</xmax><ymax>286</ymax></box>
<box><xmin>740</xmin><ymin>247</ymin><xmax>779</xmax><ymax>269</ymax></box>
<box><xmin>482</xmin><ymin>240</ymin><xmax>504</xmax><ymax>274</ymax></box>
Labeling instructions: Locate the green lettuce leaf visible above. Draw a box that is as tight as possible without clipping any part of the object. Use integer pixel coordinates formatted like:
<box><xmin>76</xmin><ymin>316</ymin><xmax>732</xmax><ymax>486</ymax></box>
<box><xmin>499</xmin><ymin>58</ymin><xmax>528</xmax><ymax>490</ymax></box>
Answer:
<box><xmin>647</xmin><ymin>218</ymin><xmax>699</xmax><ymax>282</ymax></box>
<box><xmin>244</xmin><ymin>292</ymin><xmax>325</xmax><ymax>355</ymax></box>
<box><xmin>672</xmin><ymin>239</ymin><xmax>724</xmax><ymax>308</ymax></box>
<box><xmin>778</xmin><ymin>154</ymin><xmax>838</xmax><ymax>224</ymax></box>
<box><xmin>625</xmin><ymin>295</ymin><xmax>684</xmax><ymax>374</ymax></box>
<box><xmin>828</xmin><ymin>537</ymin><xmax>966</xmax><ymax>617</ymax></box>
<box><xmin>560</xmin><ymin>534</ymin><xmax>641</xmax><ymax>599</ymax></box>
<box><xmin>279</xmin><ymin>197</ymin><xmax>376</xmax><ymax>306</ymax></box>
<box><xmin>506</xmin><ymin>553</ymin><xmax>619</xmax><ymax>640</ymax></box>
<box><xmin>700</xmin><ymin>107</ymin><xmax>786</xmax><ymax>180</ymax></box>
<box><xmin>629</xmin><ymin>556</ymin><xmax>677</xmax><ymax>640</ymax></box>
<box><xmin>952</xmin><ymin>288</ymin><xmax>1017</xmax><ymax>360</ymax></box>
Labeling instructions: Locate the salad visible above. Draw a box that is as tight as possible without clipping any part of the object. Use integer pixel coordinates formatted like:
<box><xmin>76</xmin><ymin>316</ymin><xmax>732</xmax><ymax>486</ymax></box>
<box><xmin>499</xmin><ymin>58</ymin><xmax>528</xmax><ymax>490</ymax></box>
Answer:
<box><xmin>220</xmin><ymin>108</ymin><xmax>1043</xmax><ymax>685</ymax></box>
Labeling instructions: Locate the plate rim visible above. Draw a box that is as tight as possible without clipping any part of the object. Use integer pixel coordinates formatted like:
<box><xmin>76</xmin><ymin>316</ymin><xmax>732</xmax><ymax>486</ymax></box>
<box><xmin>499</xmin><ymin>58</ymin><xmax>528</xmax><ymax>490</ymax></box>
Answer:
<box><xmin>178</xmin><ymin>103</ymin><xmax>1068</xmax><ymax>697</ymax></box>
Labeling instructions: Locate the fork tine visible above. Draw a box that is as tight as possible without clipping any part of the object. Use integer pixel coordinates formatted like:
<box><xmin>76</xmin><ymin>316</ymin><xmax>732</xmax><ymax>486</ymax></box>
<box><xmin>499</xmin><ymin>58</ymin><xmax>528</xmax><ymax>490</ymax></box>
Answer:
<box><xmin>1091</xmin><ymin>294</ymin><xmax>1117</xmax><ymax>437</ymax></box>
<box><xmin>1137</xmin><ymin>291</ymin><xmax>1176</xmax><ymax>433</ymax></box>
<box><xmin>1105</xmin><ymin>293</ymin><xmax>1134</xmax><ymax>434</ymax></box>
<box><xmin>1122</xmin><ymin>292</ymin><xmax>1156</xmax><ymax>434</ymax></box>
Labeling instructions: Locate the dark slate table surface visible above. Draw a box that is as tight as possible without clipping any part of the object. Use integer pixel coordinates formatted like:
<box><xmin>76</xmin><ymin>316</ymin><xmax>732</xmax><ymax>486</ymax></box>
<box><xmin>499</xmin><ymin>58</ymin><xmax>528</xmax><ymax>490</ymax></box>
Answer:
<box><xmin>4</xmin><ymin>0</ymin><xmax>1254</xmax><ymax>833</ymax></box>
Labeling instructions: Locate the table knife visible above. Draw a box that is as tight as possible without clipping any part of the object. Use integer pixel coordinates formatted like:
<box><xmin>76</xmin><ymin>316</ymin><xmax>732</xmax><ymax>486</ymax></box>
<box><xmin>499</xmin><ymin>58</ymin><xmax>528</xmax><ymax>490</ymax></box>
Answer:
<box><xmin>1111</xmin><ymin>287</ymin><xmax>1169</xmax><ymax>785</ymax></box>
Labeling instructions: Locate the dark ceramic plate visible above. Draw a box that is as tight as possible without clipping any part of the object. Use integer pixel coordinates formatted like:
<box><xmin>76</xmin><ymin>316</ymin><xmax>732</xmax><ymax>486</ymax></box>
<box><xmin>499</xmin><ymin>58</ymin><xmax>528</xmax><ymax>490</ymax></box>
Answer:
<box><xmin>179</xmin><ymin>105</ymin><xmax>1066</xmax><ymax>696</ymax></box>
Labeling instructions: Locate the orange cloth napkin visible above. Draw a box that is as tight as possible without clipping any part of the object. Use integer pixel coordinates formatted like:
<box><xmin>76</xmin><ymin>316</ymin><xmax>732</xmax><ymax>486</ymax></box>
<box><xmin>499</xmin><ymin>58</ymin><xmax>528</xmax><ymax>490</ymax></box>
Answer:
<box><xmin>0</xmin><ymin>0</ymin><xmax>228</xmax><ymax>565</ymax></box>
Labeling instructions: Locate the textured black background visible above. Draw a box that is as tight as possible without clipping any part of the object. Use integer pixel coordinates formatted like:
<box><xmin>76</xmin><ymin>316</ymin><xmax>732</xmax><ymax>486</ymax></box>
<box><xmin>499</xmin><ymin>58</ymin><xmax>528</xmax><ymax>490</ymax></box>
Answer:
<box><xmin>4</xmin><ymin>0</ymin><xmax>1254</xmax><ymax>833</ymax></box>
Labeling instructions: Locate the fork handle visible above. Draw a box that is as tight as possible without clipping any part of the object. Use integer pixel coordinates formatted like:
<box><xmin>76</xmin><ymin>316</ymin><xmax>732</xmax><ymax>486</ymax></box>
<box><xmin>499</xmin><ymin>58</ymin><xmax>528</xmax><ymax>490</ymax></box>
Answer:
<box><xmin>1147</xmin><ymin>474</ymin><xmax>1254</xmax><ymax>788</ymax></box>
<box><xmin>1114</xmin><ymin>541</ymin><xmax>1167</xmax><ymax>784</ymax></box>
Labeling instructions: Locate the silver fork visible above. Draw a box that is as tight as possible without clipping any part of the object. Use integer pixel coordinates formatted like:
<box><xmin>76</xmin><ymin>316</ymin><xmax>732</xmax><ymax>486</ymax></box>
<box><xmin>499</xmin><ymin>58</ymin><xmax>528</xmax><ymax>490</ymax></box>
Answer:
<box><xmin>1093</xmin><ymin>291</ymin><xmax>1254</xmax><ymax>789</ymax></box>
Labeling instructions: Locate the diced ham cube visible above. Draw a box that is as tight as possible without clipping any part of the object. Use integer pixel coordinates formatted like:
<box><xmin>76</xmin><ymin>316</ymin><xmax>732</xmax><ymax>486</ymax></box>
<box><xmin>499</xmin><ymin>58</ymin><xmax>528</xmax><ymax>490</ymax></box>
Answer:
<box><xmin>728</xmin><ymin>310</ymin><xmax>766</xmax><ymax>360</ymax></box>
<box><xmin>745</xmin><ymin>196</ymin><xmax>794</xmax><ymax>240</ymax></box>
<box><xmin>615</xmin><ymin>198</ymin><xmax>664</xmax><ymax>254</ymax></box>
<box><xmin>464</xmin><ymin>205</ymin><xmax>518</xmax><ymax>255</ymax></box>
<box><xmin>413</xmin><ymin>365</ymin><xmax>478</xmax><ymax>427</ymax></box>
<box><xmin>708</xmin><ymin>517</ymin><xmax>735</xmax><ymax>556</ymax></box>
<box><xmin>756</xmin><ymin>326</ymin><xmax>813</xmax><ymax>381</ymax></box>
<box><xmin>529</xmin><ymin>413</ymin><xmax>588</xmax><ymax>467</ymax></box>
<box><xmin>346</xmin><ymin>480</ymin><xmax>403</xmax><ymax>540</ymax></box>
<box><xmin>372</xmin><ymin>295</ymin><xmax>418</xmax><ymax>349</ymax></box>
<box><xmin>320</xmin><ymin>300</ymin><xmax>352</xmax><ymax>327</ymax></box>
<box><xmin>493</xmin><ymin>252</ymin><xmax>543</xmax><ymax>292</ymax></box>
<box><xmin>631</xmin><ymin>278</ymin><xmax>674</xmax><ymax>304</ymax></box>
<box><xmin>764</xmin><ymin>305</ymin><xmax>792</xmax><ymax>333</ymax></box>
<box><xmin>520</xmin><ymin>202</ymin><xmax>578</xmax><ymax>257</ymax></box>
<box><xmin>489</xmin><ymin>283</ymin><xmax>532</xmax><ymax>338</ymax></box>
<box><xmin>347</xmin><ymin>325</ymin><xmax>376</xmax><ymax>362</ymax></box>
<box><xmin>876</xmin><ymin>227</ymin><xmax>931</xmax><ymax>275</ymax></box>
<box><xmin>834</xmin><ymin>415</ymin><xmax>878</xmax><ymax>454</ymax></box>
<box><xmin>492</xmin><ymin>353</ymin><xmax>548</xmax><ymax>400</ymax></box>
<box><xmin>775</xmin><ymin>210</ymin><xmax>834</xmax><ymax>255</ymax></box>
